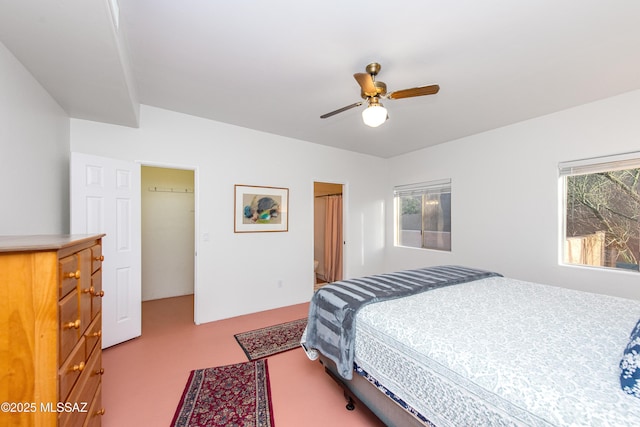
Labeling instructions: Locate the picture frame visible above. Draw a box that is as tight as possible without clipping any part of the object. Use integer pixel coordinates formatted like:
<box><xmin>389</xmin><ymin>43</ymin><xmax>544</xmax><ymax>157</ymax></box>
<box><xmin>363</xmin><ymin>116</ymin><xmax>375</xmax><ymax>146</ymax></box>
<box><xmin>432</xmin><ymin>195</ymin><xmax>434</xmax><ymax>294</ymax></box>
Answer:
<box><xmin>234</xmin><ymin>184</ymin><xmax>289</xmax><ymax>232</ymax></box>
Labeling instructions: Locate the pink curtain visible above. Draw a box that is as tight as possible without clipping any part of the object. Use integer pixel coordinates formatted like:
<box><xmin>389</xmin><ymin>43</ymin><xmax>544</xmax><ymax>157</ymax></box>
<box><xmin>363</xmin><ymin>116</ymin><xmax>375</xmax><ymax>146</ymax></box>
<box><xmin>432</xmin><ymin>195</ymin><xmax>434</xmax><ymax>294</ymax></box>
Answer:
<box><xmin>323</xmin><ymin>195</ymin><xmax>343</xmax><ymax>282</ymax></box>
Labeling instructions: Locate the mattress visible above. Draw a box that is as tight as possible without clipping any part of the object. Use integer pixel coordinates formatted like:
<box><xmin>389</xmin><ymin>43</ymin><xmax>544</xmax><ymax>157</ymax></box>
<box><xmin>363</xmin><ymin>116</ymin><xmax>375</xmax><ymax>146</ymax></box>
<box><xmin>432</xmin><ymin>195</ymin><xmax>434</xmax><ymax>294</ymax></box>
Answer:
<box><xmin>353</xmin><ymin>276</ymin><xmax>640</xmax><ymax>426</ymax></box>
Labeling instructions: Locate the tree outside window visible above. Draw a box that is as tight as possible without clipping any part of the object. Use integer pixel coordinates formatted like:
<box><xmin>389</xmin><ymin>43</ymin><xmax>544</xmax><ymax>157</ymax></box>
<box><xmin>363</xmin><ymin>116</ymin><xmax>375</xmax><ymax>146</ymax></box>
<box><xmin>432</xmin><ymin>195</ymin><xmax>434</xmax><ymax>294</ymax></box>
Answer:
<box><xmin>563</xmin><ymin>160</ymin><xmax>640</xmax><ymax>272</ymax></box>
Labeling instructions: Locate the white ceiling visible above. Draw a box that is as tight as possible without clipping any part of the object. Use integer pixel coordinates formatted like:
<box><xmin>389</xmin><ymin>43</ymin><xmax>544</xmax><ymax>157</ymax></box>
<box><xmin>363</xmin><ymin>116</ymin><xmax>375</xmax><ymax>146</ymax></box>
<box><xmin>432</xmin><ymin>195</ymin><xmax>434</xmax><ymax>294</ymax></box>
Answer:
<box><xmin>2</xmin><ymin>1</ymin><xmax>639</xmax><ymax>158</ymax></box>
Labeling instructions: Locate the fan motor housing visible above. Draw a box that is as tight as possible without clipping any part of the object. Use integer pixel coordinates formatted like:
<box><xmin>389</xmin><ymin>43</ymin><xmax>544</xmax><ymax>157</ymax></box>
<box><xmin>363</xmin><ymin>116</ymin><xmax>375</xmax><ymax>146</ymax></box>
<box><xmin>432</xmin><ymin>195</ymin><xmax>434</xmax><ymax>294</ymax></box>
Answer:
<box><xmin>361</xmin><ymin>81</ymin><xmax>387</xmax><ymax>99</ymax></box>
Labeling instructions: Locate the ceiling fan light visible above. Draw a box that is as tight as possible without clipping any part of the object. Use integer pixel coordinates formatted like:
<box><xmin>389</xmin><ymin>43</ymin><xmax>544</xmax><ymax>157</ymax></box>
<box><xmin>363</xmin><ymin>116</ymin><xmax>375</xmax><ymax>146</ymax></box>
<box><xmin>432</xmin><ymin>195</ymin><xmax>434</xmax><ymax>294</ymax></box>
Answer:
<box><xmin>362</xmin><ymin>104</ymin><xmax>387</xmax><ymax>127</ymax></box>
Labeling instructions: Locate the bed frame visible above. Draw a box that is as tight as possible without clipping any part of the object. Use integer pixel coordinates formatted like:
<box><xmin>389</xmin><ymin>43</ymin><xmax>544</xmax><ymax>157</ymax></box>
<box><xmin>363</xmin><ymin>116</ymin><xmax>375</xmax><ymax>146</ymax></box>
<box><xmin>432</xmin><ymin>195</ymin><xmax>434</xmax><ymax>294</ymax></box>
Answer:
<box><xmin>320</xmin><ymin>356</ymin><xmax>430</xmax><ymax>427</ymax></box>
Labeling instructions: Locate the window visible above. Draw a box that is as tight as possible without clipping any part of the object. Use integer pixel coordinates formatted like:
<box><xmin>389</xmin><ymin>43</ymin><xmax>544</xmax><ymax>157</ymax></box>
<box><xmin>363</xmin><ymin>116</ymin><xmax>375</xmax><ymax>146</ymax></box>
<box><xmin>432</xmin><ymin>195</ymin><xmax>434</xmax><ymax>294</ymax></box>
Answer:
<box><xmin>560</xmin><ymin>153</ymin><xmax>640</xmax><ymax>272</ymax></box>
<box><xmin>394</xmin><ymin>179</ymin><xmax>451</xmax><ymax>251</ymax></box>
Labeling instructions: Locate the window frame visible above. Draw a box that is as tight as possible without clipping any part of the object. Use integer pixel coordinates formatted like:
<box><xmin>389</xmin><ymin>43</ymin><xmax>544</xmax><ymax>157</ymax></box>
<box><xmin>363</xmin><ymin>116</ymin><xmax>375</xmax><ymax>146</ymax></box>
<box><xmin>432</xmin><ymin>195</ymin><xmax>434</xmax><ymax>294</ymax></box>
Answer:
<box><xmin>559</xmin><ymin>152</ymin><xmax>640</xmax><ymax>273</ymax></box>
<box><xmin>394</xmin><ymin>178</ymin><xmax>452</xmax><ymax>252</ymax></box>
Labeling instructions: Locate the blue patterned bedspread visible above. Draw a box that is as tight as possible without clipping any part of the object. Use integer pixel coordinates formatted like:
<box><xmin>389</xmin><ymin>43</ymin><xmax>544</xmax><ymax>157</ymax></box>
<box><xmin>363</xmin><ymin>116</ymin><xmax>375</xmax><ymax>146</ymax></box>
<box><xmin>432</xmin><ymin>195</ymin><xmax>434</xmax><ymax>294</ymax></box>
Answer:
<box><xmin>302</xmin><ymin>265</ymin><xmax>501</xmax><ymax>379</ymax></box>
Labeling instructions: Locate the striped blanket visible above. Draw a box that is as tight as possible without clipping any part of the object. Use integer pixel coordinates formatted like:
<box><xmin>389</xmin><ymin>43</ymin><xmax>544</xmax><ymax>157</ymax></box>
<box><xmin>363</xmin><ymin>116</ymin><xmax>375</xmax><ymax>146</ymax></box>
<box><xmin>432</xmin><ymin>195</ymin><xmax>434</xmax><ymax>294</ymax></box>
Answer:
<box><xmin>302</xmin><ymin>265</ymin><xmax>501</xmax><ymax>379</ymax></box>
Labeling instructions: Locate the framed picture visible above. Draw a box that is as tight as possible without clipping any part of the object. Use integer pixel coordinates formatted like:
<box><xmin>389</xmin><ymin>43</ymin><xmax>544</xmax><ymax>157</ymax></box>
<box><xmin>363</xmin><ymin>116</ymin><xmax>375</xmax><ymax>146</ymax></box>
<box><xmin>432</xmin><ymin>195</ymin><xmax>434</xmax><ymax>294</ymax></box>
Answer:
<box><xmin>234</xmin><ymin>185</ymin><xmax>289</xmax><ymax>232</ymax></box>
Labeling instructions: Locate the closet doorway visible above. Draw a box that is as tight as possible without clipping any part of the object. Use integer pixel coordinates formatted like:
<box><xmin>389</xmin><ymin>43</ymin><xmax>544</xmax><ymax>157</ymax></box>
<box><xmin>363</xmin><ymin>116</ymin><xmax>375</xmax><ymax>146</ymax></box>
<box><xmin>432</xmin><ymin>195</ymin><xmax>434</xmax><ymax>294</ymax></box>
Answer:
<box><xmin>314</xmin><ymin>181</ymin><xmax>344</xmax><ymax>290</ymax></box>
<box><xmin>141</xmin><ymin>166</ymin><xmax>195</xmax><ymax>323</ymax></box>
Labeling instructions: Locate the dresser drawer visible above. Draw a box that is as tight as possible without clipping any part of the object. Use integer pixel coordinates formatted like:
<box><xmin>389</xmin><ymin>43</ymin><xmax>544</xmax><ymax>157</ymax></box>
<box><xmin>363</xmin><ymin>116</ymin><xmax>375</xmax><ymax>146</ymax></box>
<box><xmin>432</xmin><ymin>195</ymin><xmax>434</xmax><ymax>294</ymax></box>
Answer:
<box><xmin>78</xmin><ymin>249</ymin><xmax>93</xmax><ymax>337</ymax></box>
<box><xmin>59</xmin><ymin>338</ymin><xmax>87</xmax><ymax>402</ymax></box>
<box><xmin>90</xmin><ymin>244</ymin><xmax>103</xmax><ymax>274</ymax></box>
<box><xmin>83</xmin><ymin>386</ymin><xmax>104</xmax><ymax>427</ymax></box>
<box><xmin>84</xmin><ymin>313</ymin><xmax>102</xmax><ymax>356</ymax></box>
<box><xmin>59</xmin><ymin>255</ymin><xmax>80</xmax><ymax>297</ymax></box>
<box><xmin>59</xmin><ymin>348</ymin><xmax>102</xmax><ymax>427</ymax></box>
<box><xmin>59</xmin><ymin>289</ymin><xmax>81</xmax><ymax>363</ymax></box>
<box><xmin>90</xmin><ymin>272</ymin><xmax>103</xmax><ymax>320</ymax></box>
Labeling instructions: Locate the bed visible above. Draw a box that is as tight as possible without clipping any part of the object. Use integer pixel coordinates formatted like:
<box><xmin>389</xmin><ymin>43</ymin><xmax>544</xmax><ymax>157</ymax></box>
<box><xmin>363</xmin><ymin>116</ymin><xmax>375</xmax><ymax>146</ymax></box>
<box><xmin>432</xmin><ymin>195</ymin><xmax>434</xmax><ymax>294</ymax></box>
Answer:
<box><xmin>301</xmin><ymin>265</ymin><xmax>640</xmax><ymax>426</ymax></box>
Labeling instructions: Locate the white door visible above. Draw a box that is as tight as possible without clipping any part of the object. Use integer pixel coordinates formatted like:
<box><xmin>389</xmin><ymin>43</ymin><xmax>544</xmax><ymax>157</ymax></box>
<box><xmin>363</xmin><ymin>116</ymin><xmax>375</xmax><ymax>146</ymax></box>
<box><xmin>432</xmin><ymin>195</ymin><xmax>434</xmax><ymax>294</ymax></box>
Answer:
<box><xmin>71</xmin><ymin>152</ymin><xmax>141</xmax><ymax>348</ymax></box>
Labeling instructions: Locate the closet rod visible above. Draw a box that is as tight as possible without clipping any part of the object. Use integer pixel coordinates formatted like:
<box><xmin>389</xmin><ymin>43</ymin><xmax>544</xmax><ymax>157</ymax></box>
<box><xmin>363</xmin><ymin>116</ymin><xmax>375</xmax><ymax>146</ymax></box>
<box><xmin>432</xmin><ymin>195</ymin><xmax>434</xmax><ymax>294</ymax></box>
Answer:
<box><xmin>315</xmin><ymin>193</ymin><xmax>343</xmax><ymax>198</ymax></box>
<box><xmin>148</xmin><ymin>186</ymin><xmax>194</xmax><ymax>193</ymax></box>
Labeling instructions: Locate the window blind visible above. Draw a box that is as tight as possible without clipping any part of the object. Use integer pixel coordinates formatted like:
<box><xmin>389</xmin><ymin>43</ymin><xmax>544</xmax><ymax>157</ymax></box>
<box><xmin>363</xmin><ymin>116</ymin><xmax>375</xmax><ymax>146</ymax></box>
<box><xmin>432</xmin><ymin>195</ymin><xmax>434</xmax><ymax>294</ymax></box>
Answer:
<box><xmin>559</xmin><ymin>152</ymin><xmax>640</xmax><ymax>176</ymax></box>
<box><xmin>393</xmin><ymin>178</ymin><xmax>451</xmax><ymax>197</ymax></box>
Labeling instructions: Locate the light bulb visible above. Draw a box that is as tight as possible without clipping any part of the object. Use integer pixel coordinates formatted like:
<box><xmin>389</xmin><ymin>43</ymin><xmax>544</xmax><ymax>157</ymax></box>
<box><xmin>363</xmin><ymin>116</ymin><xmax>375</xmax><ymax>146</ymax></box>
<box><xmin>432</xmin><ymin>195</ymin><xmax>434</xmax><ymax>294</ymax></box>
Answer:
<box><xmin>362</xmin><ymin>104</ymin><xmax>387</xmax><ymax>127</ymax></box>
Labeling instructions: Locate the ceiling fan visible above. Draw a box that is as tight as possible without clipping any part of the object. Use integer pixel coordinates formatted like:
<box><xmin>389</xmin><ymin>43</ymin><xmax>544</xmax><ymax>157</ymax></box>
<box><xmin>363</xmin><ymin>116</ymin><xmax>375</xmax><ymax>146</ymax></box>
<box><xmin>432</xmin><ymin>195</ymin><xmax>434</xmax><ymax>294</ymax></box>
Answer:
<box><xmin>320</xmin><ymin>62</ymin><xmax>440</xmax><ymax>128</ymax></box>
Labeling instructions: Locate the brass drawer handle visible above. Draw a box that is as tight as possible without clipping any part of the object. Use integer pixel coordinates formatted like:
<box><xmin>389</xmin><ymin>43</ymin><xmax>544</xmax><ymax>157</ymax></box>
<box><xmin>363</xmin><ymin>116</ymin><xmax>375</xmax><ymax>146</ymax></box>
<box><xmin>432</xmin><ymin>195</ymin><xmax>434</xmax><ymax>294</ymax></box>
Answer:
<box><xmin>88</xmin><ymin>330</ymin><xmax>102</xmax><ymax>338</ymax></box>
<box><xmin>96</xmin><ymin>368</ymin><xmax>105</xmax><ymax>375</ymax></box>
<box><xmin>65</xmin><ymin>270</ymin><xmax>80</xmax><ymax>279</ymax></box>
<box><xmin>96</xmin><ymin>408</ymin><xmax>105</xmax><ymax>416</ymax></box>
<box><xmin>72</xmin><ymin>361</ymin><xmax>85</xmax><ymax>372</ymax></box>
<box><xmin>84</xmin><ymin>287</ymin><xmax>104</xmax><ymax>297</ymax></box>
<box><xmin>64</xmin><ymin>319</ymin><xmax>81</xmax><ymax>330</ymax></box>
<box><xmin>94</xmin><ymin>255</ymin><xmax>105</xmax><ymax>261</ymax></box>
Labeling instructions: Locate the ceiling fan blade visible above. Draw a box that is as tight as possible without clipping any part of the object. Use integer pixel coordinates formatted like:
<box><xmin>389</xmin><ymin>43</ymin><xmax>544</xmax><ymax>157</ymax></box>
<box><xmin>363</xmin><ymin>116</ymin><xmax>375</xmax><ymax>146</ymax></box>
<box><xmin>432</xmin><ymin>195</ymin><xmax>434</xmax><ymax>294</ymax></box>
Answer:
<box><xmin>388</xmin><ymin>84</ymin><xmax>440</xmax><ymax>100</ymax></box>
<box><xmin>320</xmin><ymin>101</ymin><xmax>363</xmax><ymax>119</ymax></box>
<box><xmin>354</xmin><ymin>73</ymin><xmax>377</xmax><ymax>96</ymax></box>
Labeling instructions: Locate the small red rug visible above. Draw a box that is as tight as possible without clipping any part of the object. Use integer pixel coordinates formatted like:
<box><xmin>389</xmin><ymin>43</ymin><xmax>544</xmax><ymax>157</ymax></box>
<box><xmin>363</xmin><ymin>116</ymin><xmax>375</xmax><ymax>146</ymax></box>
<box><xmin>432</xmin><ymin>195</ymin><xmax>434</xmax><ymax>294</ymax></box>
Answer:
<box><xmin>234</xmin><ymin>318</ymin><xmax>307</xmax><ymax>361</ymax></box>
<box><xmin>171</xmin><ymin>359</ymin><xmax>275</xmax><ymax>427</ymax></box>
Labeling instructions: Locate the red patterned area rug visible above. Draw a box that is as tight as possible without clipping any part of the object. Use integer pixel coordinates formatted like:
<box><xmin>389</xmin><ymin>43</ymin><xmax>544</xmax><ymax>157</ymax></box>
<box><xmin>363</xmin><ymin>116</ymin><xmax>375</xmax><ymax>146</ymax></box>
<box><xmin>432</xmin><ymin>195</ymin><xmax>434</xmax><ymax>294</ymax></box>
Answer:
<box><xmin>171</xmin><ymin>360</ymin><xmax>274</xmax><ymax>427</ymax></box>
<box><xmin>234</xmin><ymin>318</ymin><xmax>307</xmax><ymax>361</ymax></box>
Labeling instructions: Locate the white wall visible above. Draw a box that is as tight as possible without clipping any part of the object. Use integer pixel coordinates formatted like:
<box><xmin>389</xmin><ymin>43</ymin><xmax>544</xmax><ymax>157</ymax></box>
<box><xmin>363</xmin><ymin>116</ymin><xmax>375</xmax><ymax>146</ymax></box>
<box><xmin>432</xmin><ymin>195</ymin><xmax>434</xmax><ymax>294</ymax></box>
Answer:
<box><xmin>141</xmin><ymin>166</ymin><xmax>195</xmax><ymax>301</ymax></box>
<box><xmin>0</xmin><ymin>42</ymin><xmax>69</xmax><ymax>234</ymax></box>
<box><xmin>386</xmin><ymin>90</ymin><xmax>640</xmax><ymax>300</ymax></box>
<box><xmin>6</xmin><ymin>30</ymin><xmax>639</xmax><ymax>318</ymax></box>
<box><xmin>70</xmin><ymin>105</ymin><xmax>388</xmax><ymax>324</ymax></box>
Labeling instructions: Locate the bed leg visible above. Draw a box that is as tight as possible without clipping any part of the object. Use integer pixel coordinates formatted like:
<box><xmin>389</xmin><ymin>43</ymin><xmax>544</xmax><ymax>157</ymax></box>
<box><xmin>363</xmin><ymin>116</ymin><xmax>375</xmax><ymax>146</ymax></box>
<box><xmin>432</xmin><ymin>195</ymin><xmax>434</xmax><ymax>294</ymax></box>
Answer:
<box><xmin>322</xmin><ymin>361</ymin><xmax>357</xmax><ymax>411</ymax></box>
<box><xmin>344</xmin><ymin>392</ymin><xmax>355</xmax><ymax>411</ymax></box>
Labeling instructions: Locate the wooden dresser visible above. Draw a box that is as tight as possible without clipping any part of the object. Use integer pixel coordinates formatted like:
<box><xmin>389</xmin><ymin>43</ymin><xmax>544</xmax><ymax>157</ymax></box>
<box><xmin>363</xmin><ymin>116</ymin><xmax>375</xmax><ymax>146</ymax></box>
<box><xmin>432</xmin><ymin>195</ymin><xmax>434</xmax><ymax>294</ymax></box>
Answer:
<box><xmin>0</xmin><ymin>234</ymin><xmax>106</xmax><ymax>427</ymax></box>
